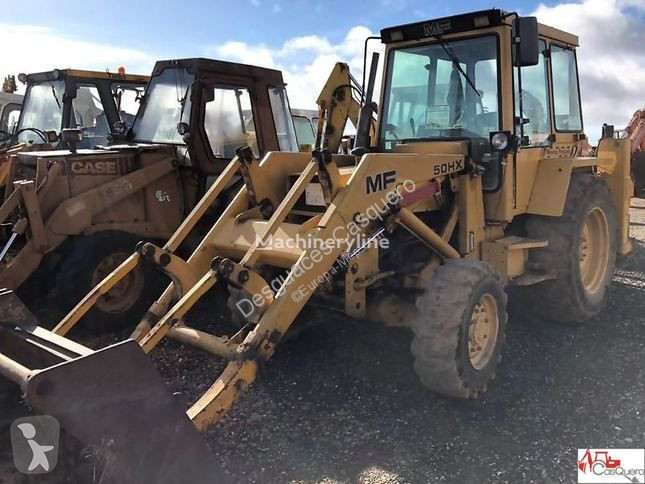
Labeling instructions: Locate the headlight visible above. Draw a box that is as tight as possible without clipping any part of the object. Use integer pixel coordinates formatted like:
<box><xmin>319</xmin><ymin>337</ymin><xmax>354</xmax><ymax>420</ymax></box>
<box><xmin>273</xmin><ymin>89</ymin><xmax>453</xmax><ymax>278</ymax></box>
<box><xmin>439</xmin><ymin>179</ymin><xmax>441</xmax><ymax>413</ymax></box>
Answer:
<box><xmin>489</xmin><ymin>131</ymin><xmax>512</xmax><ymax>152</ymax></box>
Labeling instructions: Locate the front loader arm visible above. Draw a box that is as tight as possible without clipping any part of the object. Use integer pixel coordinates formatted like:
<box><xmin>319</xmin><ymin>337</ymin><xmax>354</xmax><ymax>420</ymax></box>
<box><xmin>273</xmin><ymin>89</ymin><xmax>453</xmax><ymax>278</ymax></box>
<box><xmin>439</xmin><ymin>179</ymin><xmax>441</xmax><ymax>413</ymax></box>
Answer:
<box><xmin>0</xmin><ymin>157</ymin><xmax>175</xmax><ymax>289</ymax></box>
<box><xmin>0</xmin><ymin>145</ymin><xmax>468</xmax><ymax>480</ymax></box>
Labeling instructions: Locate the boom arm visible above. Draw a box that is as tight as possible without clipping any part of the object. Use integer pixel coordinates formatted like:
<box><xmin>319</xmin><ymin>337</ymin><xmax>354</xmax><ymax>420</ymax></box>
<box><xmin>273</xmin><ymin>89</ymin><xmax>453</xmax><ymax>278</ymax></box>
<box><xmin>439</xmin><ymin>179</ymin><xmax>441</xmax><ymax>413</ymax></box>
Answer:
<box><xmin>314</xmin><ymin>63</ymin><xmax>376</xmax><ymax>153</ymax></box>
<box><xmin>626</xmin><ymin>109</ymin><xmax>645</xmax><ymax>152</ymax></box>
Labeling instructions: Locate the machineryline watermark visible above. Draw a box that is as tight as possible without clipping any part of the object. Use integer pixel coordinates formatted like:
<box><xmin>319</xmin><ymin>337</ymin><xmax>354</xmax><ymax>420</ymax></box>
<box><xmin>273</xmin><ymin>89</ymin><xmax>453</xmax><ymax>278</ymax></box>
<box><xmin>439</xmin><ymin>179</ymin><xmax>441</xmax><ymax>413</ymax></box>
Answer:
<box><xmin>234</xmin><ymin>178</ymin><xmax>417</xmax><ymax>319</ymax></box>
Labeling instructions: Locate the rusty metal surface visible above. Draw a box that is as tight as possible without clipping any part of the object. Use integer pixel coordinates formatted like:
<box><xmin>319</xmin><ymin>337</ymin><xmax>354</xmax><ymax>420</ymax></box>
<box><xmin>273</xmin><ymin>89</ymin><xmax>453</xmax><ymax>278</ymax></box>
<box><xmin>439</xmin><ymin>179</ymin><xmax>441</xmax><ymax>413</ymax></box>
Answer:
<box><xmin>24</xmin><ymin>340</ymin><xmax>229</xmax><ymax>483</ymax></box>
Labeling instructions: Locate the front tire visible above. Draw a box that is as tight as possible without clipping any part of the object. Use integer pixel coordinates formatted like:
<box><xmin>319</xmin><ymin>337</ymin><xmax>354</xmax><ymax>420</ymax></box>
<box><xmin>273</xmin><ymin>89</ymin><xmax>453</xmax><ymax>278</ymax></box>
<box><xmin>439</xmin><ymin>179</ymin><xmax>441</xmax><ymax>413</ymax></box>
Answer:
<box><xmin>411</xmin><ymin>259</ymin><xmax>508</xmax><ymax>399</ymax></box>
<box><xmin>524</xmin><ymin>173</ymin><xmax>617</xmax><ymax>323</ymax></box>
<box><xmin>52</xmin><ymin>231</ymin><xmax>162</xmax><ymax>333</ymax></box>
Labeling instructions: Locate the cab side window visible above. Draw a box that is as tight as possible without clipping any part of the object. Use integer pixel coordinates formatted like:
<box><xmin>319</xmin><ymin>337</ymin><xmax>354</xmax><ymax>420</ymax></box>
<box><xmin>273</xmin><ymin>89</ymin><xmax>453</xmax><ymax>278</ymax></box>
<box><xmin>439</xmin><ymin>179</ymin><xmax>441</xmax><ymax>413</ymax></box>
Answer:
<box><xmin>72</xmin><ymin>84</ymin><xmax>108</xmax><ymax>146</ymax></box>
<box><xmin>204</xmin><ymin>86</ymin><xmax>259</xmax><ymax>159</ymax></box>
<box><xmin>292</xmin><ymin>115</ymin><xmax>315</xmax><ymax>147</ymax></box>
<box><xmin>0</xmin><ymin>104</ymin><xmax>20</xmax><ymax>134</ymax></box>
<box><xmin>551</xmin><ymin>45</ymin><xmax>582</xmax><ymax>132</ymax></box>
<box><xmin>514</xmin><ymin>40</ymin><xmax>550</xmax><ymax>146</ymax></box>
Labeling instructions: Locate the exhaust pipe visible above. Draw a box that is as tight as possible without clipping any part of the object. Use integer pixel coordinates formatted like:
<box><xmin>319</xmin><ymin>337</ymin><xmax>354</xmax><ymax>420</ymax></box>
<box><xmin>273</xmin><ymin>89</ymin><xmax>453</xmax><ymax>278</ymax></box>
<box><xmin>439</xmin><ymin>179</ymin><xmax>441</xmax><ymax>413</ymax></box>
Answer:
<box><xmin>351</xmin><ymin>52</ymin><xmax>380</xmax><ymax>157</ymax></box>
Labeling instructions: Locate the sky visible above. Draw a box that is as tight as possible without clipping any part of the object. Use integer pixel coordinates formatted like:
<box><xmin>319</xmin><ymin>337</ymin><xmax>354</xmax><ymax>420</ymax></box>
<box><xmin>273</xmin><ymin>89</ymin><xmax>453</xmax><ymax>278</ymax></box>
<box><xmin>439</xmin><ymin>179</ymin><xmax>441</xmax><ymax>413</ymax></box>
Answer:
<box><xmin>1</xmin><ymin>0</ymin><xmax>644</xmax><ymax>140</ymax></box>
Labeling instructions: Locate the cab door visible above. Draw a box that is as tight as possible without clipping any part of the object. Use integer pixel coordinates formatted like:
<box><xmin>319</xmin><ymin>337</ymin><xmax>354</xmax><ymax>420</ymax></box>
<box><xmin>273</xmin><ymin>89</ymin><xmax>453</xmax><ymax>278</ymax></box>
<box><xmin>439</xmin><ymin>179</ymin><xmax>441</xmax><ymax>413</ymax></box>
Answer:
<box><xmin>512</xmin><ymin>38</ymin><xmax>553</xmax><ymax>214</ymax></box>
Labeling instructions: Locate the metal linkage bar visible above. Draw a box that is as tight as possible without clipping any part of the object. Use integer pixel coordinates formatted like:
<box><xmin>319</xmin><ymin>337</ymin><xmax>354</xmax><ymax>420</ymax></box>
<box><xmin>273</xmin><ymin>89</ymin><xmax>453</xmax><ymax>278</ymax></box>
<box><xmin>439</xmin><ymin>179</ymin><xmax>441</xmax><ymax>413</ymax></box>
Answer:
<box><xmin>167</xmin><ymin>325</ymin><xmax>236</xmax><ymax>359</ymax></box>
<box><xmin>53</xmin><ymin>253</ymin><xmax>141</xmax><ymax>336</ymax></box>
<box><xmin>139</xmin><ymin>270</ymin><xmax>219</xmax><ymax>353</ymax></box>
<box><xmin>0</xmin><ymin>352</ymin><xmax>30</xmax><ymax>386</ymax></box>
<box><xmin>241</xmin><ymin>159</ymin><xmax>318</xmax><ymax>268</ymax></box>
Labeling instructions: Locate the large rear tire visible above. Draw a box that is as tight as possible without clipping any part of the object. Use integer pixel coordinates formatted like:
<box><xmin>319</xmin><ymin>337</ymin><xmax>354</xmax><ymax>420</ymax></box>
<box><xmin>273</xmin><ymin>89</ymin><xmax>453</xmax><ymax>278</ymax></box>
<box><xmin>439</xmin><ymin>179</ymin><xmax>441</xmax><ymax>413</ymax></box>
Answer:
<box><xmin>523</xmin><ymin>173</ymin><xmax>617</xmax><ymax>323</ymax></box>
<box><xmin>52</xmin><ymin>231</ymin><xmax>162</xmax><ymax>333</ymax></box>
<box><xmin>411</xmin><ymin>259</ymin><xmax>508</xmax><ymax>398</ymax></box>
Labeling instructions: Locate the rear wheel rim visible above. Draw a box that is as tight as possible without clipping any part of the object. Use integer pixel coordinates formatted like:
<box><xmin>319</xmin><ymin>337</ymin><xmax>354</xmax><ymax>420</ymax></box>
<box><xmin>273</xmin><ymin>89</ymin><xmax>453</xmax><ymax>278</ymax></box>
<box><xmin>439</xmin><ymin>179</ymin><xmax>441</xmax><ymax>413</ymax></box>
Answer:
<box><xmin>91</xmin><ymin>252</ymin><xmax>144</xmax><ymax>314</ymax></box>
<box><xmin>468</xmin><ymin>293</ymin><xmax>499</xmax><ymax>370</ymax></box>
<box><xmin>579</xmin><ymin>206</ymin><xmax>610</xmax><ymax>296</ymax></box>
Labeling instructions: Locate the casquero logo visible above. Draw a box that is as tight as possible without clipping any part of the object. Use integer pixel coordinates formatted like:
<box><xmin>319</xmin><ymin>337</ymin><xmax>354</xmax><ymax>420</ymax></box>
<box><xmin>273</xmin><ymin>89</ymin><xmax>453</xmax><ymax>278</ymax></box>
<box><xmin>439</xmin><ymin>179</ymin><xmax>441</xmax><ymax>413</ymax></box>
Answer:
<box><xmin>577</xmin><ymin>448</ymin><xmax>644</xmax><ymax>483</ymax></box>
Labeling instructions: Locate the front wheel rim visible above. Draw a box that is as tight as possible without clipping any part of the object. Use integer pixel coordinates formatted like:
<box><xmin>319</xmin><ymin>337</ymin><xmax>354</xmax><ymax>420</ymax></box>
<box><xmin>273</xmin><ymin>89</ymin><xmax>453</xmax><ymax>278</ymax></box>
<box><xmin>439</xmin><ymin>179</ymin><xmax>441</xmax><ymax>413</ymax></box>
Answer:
<box><xmin>579</xmin><ymin>206</ymin><xmax>610</xmax><ymax>296</ymax></box>
<box><xmin>91</xmin><ymin>253</ymin><xmax>144</xmax><ymax>314</ymax></box>
<box><xmin>468</xmin><ymin>293</ymin><xmax>499</xmax><ymax>370</ymax></box>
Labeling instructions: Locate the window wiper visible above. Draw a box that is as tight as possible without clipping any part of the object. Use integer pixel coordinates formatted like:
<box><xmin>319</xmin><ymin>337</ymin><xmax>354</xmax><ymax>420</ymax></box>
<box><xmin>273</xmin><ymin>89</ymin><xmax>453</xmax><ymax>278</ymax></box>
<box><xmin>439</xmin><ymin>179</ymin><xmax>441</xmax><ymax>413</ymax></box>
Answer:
<box><xmin>438</xmin><ymin>40</ymin><xmax>481</xmax><ymax>98</ymax></box>
<box><xmin>178</xmin><ymin>86</ymin><xmax>190</xmax><ymax>122</ymax></box>
<box><xmin>51</xmin><ymin>84</ymin><xmax>62</xmax><ymax>109</ymax></box>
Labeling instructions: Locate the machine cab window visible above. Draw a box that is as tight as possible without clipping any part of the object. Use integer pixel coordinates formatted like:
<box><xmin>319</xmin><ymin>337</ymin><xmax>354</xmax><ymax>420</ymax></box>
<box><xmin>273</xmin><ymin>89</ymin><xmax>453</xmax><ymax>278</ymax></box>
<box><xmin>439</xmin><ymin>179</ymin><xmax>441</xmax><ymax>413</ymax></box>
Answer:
<box><xmin>132</xmin><ymin>67</ymin><xmax>194</xmax><ymax>144</ymax></box>
<box><xmin>267</xmin><ymin>87</ymin><xmax>298</xmax><ymax>152</ymax></box>
<box><xmin>292</xmin><ymin>115</ymin><xmax>315</xmax><ymax>147</ymax></box>
<box><xmin>72</xmin><ymin>84</ymin><xmax>107</xmax><ymax>146</ymax></box>
<box><xmin>551</xmin><ymin>45</ymin><xmax>582</xmax><ymax>132</ymax></box>
<box><xmin>17</xmin><ymin>80</ymin><xmax>65</xmax><ymax>144</ymax></box>
<box><xmin>381</xmin><ymin>35</ymin><xmax>500</xmax><ymax>149</ymax></box>
<box><xmin>0</xmin><ymin>103</ymin><xmax>21</xmax><ymax>137</ymax></box>
<box><xmin>113</xmin><ymin>83</ymin><xmax>144</xmax><ymax>128</ymax></box>
<box><xmin>514</xmin><ymin>39</ymin><xmax>551</xmax><ymax>146</ymax></box>
<box><xmin>204</xmin><ymin>85</ymin><xmax>259</xmax><ymax>159</ymax></box>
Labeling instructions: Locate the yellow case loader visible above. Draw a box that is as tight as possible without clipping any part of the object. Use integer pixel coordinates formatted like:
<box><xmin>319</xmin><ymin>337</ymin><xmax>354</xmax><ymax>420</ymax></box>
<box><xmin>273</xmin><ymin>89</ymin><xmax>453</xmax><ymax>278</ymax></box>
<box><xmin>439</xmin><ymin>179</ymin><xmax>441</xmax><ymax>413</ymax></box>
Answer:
<box><xmin>0</xmin><ymin>59</ymin><xmax>300</xmax><ymax>330</ymax></box>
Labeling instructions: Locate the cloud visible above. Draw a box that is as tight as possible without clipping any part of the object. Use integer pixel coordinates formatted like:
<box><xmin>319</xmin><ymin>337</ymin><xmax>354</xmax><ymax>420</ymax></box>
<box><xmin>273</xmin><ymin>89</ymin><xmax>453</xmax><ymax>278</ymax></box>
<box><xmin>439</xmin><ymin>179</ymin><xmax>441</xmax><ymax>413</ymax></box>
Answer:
<box><xmin>6</xmin><ymin>2</ymin><xmax>639</xmax><ymax>145</ymax></box>
<box><xmin>532</xmin><ymin>0</ymin><xmax>645</xmax><ymax>141</ymax></box>
<box><xmin>210</xmin><ymin>26</ymin><xmax>383</xmax><ymax>109</ymax></box>
<box><xmin>214</xmin><ymin>1</ymin><xmax>644</xmax><ymax>143</ymax></box>
<box><xmin>0</xmin><ymin>23</ymin><xmax>156</xmax><ymax>93</ymax></box>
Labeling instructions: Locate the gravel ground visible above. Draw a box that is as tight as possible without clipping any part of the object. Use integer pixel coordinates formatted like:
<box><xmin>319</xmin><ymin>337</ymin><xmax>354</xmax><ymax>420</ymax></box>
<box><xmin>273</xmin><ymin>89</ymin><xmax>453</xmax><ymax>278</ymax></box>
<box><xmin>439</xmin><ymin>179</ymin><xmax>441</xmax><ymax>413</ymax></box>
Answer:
<box><xmin>1</xmin><ymin>201</ymin><xmax>644</xmax><ymax>483</ymax></box>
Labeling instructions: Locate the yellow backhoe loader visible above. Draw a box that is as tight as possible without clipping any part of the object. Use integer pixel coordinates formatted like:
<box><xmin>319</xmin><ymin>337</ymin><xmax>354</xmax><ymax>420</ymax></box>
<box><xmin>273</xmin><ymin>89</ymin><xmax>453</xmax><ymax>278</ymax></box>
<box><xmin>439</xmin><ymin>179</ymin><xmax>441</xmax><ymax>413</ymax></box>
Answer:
<box><xmin>0</xmin><ymin>9</ymin><xmax>632</xmax><ymax>482</ymax></box>
<box><xmin>0</xmin><ymin>59</ymin><xmax>303</xmax><ymax>330</ymax></box>
<box><xmin>0</xmin><ymin>68</ymin><xmax>149</xmax><ymax>189</ymax></box>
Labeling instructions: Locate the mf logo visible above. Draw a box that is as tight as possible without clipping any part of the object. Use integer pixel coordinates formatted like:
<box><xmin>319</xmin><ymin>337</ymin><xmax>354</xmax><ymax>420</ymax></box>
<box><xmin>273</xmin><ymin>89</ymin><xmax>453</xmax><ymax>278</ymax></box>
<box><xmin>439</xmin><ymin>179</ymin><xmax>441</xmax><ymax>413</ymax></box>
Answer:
<box><xmin>423</xmin><ymin>20</ymin><xmax>451</xmax><ymax>37</ymax></box>
<box><xmin>366</xmin><ymin>170</ymin><xmax>396</xmax><ymax>194</ymax></box>
<box><xmin>10</xmin><ymin>416</ymin><xmax>60</xmax><ymax>474</ymax></box>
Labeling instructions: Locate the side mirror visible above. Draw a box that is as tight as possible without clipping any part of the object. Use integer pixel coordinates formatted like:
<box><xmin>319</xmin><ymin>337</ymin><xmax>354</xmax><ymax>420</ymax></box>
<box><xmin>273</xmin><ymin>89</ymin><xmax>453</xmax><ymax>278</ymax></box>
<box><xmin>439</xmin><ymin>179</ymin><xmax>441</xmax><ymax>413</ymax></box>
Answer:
<box><xmin>62</xmin><ymin>128</ymin><xmax>83</xmax><ymax>153</ymax></box>
<box><xmin>512</xmin><ymin>16</ymin><xmax>539</xmax><ymax>67</ymax></box>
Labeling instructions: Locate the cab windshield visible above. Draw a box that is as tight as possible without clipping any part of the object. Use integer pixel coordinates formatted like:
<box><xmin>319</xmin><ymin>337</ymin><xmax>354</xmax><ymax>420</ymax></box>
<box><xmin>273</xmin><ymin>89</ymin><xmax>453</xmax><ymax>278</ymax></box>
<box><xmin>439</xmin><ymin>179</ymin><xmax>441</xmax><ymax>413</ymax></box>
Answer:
<box><xmin>132</xmin><ymin>67</ymin><xmax>194</xmax><ymax>144</ymax></box>
<box><xmin>380</xmin><ymin>35</ymin><xmax>499</xmax><ymax>150</ymax></box>
<box><xmin>17</xmin><ymin>80</ymin><xmax>65</xmax><ymax>144</ymax></box>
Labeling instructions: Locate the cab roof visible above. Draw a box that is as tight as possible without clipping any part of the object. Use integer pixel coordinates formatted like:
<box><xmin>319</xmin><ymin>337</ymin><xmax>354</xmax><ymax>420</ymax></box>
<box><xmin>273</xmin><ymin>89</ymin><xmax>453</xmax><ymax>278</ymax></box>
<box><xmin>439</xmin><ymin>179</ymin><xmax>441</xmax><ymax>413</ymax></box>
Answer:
<box><xmin>150</xmin><ymin>58</ymin><xmax>287</xmax><ymax>87</ymax></box>
<box><xmin>23</xmin><ymin>69</ymin><xmax>150</xmax><ymax>85</ymax></box>
<box><xmin>381</xmin><ymin>9</ymin><xmax>578</xmax><ymax>47</ymax></box>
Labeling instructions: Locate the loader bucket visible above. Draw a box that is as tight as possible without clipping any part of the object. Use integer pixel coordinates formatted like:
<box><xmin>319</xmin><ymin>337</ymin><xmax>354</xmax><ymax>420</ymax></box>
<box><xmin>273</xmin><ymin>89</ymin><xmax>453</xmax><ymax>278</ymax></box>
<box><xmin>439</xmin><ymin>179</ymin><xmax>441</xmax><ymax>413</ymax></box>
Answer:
<box><xmin>0</xmin><ymin>291</ymin><xmax>228</xmax><ymax>483</ymax></box>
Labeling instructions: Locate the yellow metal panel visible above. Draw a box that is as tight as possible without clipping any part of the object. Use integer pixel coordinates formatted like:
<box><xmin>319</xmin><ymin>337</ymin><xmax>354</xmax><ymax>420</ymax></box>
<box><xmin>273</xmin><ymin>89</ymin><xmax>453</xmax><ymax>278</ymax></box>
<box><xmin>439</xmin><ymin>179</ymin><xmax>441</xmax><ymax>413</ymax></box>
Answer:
<box><xmin>393</xmin><ymin>141</ymin><xmax>468</xmax><ymax>155</ymax></box>
<box><xmin>538</xmin><ymin>24</ymin><xmax>579</xmax><ymax>46</ymax></box>
<box><xmin>64</xmin><ymin>69</ymin><xmax>150</xmax><ymax>83</ymax></box>
<box><xmin>598</xmin><ymin>138</ymin><xmax>633</xmax><ymax>255</ymax></box>
<box><xmin>526</xmin><ymin>158</ymin><xmax>597</xmax><ymax>216</ymax></box>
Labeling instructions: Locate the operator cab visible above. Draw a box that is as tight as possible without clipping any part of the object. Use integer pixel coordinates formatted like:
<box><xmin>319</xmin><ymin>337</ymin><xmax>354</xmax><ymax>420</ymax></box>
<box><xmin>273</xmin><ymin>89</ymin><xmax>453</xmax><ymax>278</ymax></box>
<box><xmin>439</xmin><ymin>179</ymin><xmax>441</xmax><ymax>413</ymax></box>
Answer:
<box><xmin>129</xmin><ymin>58</ymin><xmax>298</xmax><ymax>175</ymax></box>
<box><xmin>377</xmin><ymin>9</ymin><xmax>584</xmax><ymax>202</ymax></box>
<box><xmin>15</xmin><ymin>69</ymin><xmax>148</xmax><ymax>149</ymax></box>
